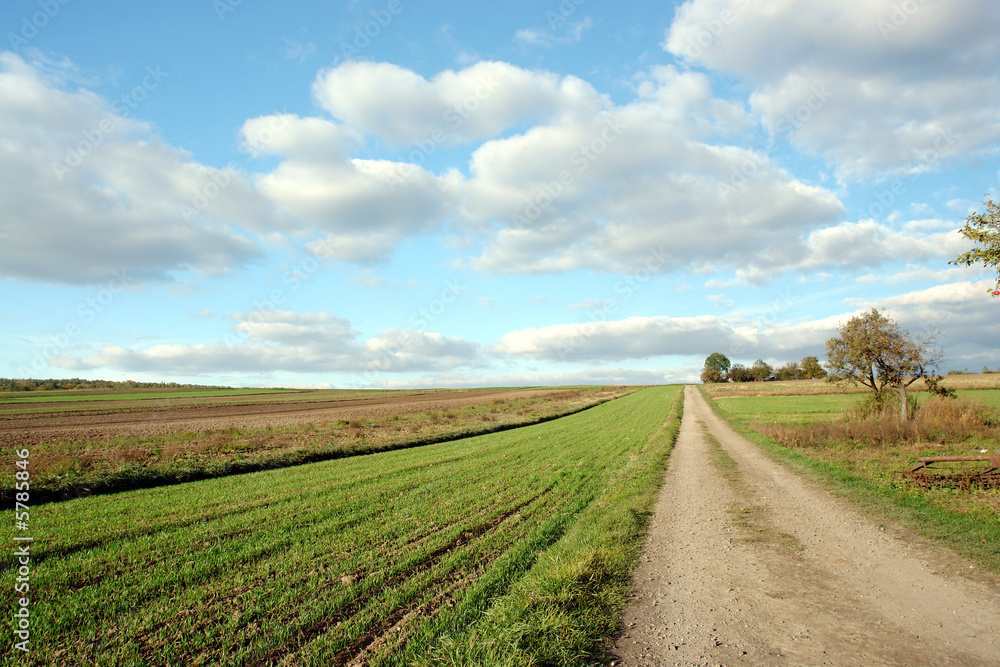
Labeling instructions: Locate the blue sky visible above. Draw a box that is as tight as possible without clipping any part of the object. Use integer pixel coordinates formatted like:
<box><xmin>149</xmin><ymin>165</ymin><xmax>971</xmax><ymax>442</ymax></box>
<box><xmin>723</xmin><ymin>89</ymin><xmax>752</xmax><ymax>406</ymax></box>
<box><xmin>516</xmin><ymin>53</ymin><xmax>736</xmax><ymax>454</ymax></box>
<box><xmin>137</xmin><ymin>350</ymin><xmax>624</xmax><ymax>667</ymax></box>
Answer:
<box><xmin>2</xmin><ymin>0</ymin><xmax>998</xmax><ymax>388</ymax></box>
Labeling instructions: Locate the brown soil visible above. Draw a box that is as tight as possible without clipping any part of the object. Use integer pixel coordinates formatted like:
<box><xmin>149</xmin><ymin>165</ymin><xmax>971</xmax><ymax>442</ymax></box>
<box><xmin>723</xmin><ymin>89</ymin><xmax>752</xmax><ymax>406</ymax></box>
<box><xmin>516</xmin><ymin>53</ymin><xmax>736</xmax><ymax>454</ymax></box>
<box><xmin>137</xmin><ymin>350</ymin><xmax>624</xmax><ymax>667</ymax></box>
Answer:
<box><xmin>0</xmin><ymin>388</ymin><xmax>586</xmax><ymax>446</ymax></box>
<box><xmin>611</xmin><ymin>386</ymin><xmax>1000</xmax><ymax>666</ymax></box>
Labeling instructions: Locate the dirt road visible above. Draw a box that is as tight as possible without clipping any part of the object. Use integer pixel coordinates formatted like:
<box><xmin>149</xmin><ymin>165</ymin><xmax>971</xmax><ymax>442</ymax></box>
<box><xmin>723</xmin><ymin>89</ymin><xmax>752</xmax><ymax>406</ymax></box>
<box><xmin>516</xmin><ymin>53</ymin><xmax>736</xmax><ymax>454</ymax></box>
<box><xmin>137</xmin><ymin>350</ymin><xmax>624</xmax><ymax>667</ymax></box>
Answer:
<box><xmin>611</xmin><ymin>386</ymin><xmax>1000</xmax><ymax>666</ymax></box>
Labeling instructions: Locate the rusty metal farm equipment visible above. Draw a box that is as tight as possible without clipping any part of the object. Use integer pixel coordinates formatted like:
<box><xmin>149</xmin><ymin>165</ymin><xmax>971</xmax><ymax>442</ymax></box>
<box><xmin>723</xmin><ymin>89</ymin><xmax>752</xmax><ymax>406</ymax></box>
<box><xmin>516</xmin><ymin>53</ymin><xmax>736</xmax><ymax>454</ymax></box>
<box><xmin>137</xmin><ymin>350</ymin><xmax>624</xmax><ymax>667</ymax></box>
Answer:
<box><xmin>900</xmin><ymin>452</ymin><xmax>1000</xmax><ymax>490</ymax></box>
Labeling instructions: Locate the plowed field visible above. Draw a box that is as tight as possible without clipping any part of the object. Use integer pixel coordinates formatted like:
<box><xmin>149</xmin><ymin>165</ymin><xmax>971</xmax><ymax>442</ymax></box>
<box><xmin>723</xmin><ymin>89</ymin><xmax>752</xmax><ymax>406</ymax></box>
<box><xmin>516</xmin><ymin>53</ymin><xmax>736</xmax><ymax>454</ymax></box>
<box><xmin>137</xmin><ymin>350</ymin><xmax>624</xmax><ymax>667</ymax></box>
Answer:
<box><xmin>1</xmin><ymin>387</ymin><xmax>605</xmax><ymax>445</ymax></box>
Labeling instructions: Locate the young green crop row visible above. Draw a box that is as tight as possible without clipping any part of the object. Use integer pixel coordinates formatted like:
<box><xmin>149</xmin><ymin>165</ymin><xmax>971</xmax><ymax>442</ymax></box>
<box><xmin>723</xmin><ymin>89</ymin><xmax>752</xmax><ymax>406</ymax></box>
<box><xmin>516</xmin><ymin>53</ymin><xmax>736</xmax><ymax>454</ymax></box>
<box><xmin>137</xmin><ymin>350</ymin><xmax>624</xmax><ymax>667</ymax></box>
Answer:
<box><xmin>2</xmin><ymin>385</ymin><xmax>680</xmax><ymax>666</ymax></box>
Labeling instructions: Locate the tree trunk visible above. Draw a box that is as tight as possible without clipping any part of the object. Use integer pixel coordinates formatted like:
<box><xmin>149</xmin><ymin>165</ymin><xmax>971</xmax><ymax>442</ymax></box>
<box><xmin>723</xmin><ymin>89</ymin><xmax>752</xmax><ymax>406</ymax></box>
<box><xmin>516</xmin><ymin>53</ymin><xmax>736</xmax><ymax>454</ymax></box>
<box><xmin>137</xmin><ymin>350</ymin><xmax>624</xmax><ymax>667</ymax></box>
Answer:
<box><xmin>895</xmin><ymin>384</ymin><xmax>908</xmax><ymax>422</ymax></box>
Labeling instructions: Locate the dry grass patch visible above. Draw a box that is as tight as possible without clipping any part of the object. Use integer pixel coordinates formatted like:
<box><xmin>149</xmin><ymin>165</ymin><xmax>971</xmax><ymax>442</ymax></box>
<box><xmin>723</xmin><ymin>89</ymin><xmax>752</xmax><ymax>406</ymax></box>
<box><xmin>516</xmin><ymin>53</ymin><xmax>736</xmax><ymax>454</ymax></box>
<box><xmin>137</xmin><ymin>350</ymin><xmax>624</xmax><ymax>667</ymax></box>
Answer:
<box><xmin>757</xmin><ymin>396</ymin><xmax>999</xmax><ymax>449</ymax></box>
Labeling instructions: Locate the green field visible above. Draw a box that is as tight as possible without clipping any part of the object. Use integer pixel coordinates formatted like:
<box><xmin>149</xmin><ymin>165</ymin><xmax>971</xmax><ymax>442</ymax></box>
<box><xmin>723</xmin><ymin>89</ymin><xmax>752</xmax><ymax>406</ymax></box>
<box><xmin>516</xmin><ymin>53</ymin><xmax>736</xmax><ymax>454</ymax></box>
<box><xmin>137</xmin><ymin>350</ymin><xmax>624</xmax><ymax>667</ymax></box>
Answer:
<box><xmin>713</xmin><ymin>394</ymin><xmax>855</xmax><ymax>424</ymax></box>
<box><xmin>957</xmin><ymin>388</ymin><xmax>1000</xmax><ymax>409</ymax></box>
<box><xmin>1</xmin><ymin>386</ymin><xmax>681</xmax><ymax>665</ymax></box>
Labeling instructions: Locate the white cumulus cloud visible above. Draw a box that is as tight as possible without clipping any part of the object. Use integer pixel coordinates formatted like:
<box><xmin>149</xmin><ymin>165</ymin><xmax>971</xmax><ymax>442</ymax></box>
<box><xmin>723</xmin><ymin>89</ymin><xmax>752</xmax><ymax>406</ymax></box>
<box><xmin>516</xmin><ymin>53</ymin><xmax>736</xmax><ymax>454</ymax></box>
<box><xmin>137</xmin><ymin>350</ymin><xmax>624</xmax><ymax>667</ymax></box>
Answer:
<box><xmin>51</xmin><ymin>310</ymin><xmax>482</xmax><ymax>375</ymax></box>
<box><xmin>665</xmin><ymin>0</ymin><xmax>1000</xmax><ymax>178</ymax></box>
<box><xmin>0</xmin><ymin>53</ymin><xmax>271</xmax><ymax>284</ymax></box>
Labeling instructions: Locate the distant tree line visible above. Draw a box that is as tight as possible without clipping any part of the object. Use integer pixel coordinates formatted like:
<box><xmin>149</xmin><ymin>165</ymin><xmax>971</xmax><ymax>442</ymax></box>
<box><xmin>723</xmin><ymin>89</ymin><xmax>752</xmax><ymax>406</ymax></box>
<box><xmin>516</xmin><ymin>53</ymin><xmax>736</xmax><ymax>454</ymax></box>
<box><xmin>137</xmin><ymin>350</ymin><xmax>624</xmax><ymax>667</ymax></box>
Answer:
<box><xmin>0</xmin><ymin>378</ymin><xmax>227</xmax><ymax>392</ymax></box>
<box><xmin>947</xmin><ymin>366</ymin><xmax>999</xmax><ymax>375</ymax></box>
<box><xmin>700</xmin><ymin>353</ymin><xmax>826</xmax><ymax>384</ymax></box>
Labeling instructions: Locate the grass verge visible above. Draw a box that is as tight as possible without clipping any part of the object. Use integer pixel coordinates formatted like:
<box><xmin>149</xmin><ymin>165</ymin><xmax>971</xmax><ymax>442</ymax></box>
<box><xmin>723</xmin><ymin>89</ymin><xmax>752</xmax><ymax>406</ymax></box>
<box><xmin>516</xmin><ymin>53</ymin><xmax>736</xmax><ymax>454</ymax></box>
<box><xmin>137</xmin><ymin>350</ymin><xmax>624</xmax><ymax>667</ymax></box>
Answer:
<box><xmin>699</xmin><ymin>386</ymin><xmax>1000</xmax><ymax>574</ymax></box>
